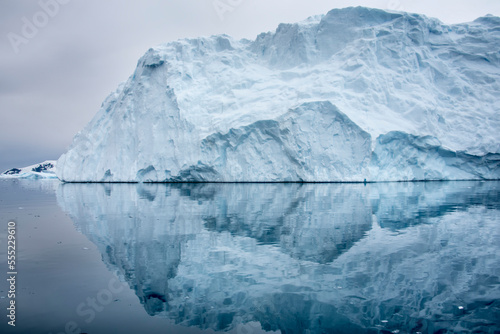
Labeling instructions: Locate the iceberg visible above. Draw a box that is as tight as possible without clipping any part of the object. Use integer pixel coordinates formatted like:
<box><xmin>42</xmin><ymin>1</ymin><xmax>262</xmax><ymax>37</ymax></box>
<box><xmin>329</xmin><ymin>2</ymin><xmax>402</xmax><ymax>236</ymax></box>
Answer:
<box><xmin>56</xmin><ymin>7</ymin><xmax>500</xmax><ymax>182</ymax></box>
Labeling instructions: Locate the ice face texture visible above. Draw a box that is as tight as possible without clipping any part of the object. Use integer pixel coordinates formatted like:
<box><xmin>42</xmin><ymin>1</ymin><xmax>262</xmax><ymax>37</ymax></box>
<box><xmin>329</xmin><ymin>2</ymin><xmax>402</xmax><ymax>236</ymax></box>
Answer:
<box><xmin>56</xmin><ymin>7</ymin><xmax>500</xmax><ymax>182</ymax></box>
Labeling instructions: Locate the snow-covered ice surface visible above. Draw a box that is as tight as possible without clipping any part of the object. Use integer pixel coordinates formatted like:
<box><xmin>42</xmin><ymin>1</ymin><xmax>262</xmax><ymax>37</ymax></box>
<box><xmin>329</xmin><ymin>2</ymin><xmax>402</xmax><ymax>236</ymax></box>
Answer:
<box><xmin>57</xmin><ymin>7</ymin><xmax>500</xmax><ymax>182</ymax></box>
<box><xmin>1</xmin><ymin>160</ymin><xmax>58</xmax><ymax>179</ymax></box>
<box><xmin>56</xmin><ymin>182</ymin><xmax>500</xmax><ymax>333</ymax></box>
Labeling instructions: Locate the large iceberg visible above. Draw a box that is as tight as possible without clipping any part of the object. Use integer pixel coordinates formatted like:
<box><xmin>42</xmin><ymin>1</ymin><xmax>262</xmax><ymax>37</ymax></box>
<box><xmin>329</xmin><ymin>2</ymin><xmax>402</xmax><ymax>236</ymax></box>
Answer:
<box><xmin>56</xmin><ymin>7</ymin><xmax>500</xmax><ymax>182</ymax></box>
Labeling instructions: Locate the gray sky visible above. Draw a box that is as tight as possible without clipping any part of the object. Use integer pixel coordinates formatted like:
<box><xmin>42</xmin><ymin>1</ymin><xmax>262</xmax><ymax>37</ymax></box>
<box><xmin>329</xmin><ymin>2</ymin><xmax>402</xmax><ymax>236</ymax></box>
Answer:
<box><xmin>1</xmin><ymin>0</ymin><xmax>499</xmax><ymax>172</ymax></box>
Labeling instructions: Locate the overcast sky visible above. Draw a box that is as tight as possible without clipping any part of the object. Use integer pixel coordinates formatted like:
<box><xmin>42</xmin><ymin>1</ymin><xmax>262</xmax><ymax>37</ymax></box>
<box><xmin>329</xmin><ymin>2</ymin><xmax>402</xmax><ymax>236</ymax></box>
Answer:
<box><xmin>1</xmin><ymin>0</ymin><xmax>499</xmax><ymax>172</ymax></box>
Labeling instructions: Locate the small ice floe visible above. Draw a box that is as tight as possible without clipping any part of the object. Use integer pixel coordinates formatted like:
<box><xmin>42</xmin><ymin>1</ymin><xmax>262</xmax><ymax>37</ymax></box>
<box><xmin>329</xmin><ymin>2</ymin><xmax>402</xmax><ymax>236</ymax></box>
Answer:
<box><xmin>381</xmin><ymin>320</ymin><xmax>389</xmax><ymax>323</ymax></box>
<box><xmin>458</xmin><ymin>306</ymin><xmax>464</xmax><ymax>310</ymax></box>
<box><xmin>82</xmin><ymin>247</ymin><xmax>89</xmax><ymax>250</ymax></box>
<box><xmin>392</xmin><ymin>330</ymin><xmax>400</xmax><ymax>334</ymax></box>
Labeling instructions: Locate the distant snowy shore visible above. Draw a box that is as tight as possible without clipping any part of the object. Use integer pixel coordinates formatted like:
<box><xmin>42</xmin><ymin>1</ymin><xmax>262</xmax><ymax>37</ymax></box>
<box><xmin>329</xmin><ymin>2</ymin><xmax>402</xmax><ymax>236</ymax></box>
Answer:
<box><xmin>1</xmin><ymin>161</ymin><xmax>58</xmax><ymax>179</ymax></box>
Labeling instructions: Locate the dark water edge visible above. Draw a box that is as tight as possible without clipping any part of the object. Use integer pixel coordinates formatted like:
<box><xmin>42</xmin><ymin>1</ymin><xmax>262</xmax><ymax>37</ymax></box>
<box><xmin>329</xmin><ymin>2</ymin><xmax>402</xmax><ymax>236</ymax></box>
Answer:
<box><xmin>0</xmin><ymin>179</ymin><xmax>499</xmax><ymax>334</ymax></box>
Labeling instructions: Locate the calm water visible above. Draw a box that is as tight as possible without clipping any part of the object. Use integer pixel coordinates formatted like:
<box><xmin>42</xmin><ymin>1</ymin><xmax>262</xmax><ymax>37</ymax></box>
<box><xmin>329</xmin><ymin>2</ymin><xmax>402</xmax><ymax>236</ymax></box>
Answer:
<box><xmin>0</xmin><ymin>179</ymin><xmax>499</xmax><ymax>334</ymax></box>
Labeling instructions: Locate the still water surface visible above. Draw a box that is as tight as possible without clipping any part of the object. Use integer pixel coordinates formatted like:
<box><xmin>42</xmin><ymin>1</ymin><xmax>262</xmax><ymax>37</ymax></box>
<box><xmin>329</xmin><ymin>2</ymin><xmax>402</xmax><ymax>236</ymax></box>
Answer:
<box><xmin>0</xmin><ymin>180</ymin><xmax>499</xmax><ymax>334</ymax></box>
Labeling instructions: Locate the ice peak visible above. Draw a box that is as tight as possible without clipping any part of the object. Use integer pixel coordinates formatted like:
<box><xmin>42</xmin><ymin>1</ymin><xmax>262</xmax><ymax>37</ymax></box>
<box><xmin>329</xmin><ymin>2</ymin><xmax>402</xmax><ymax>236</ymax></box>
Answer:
<box><xmin>323</xmin><ymin>6</ymin><xmax>405</xmax><ymax>25</ymax></box>
<box><xmin>473</xmin><ymin>14</ymin><xmax>500</xmax><ymax>26</ymax></box>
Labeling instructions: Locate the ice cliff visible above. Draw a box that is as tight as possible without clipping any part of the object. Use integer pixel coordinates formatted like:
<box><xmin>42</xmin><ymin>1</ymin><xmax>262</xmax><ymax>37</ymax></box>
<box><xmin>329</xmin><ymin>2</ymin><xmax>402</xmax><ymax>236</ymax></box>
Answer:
<box><xmin>56</xmin><ymin>7</ymin><xmax>500</xmax><ymax>182</ymax></box>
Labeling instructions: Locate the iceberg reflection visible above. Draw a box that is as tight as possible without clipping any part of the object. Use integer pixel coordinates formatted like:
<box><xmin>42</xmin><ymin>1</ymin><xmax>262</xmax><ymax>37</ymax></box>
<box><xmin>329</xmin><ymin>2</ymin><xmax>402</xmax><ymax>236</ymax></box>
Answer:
<box><xmin>56</xmin><ymin>182</ymin><xmax>500</xmax><ymax>333</ymax></box>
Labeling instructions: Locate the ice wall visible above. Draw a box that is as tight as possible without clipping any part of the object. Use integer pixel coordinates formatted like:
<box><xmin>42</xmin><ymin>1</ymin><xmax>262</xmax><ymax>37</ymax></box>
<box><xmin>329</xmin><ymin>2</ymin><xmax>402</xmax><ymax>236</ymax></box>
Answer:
<box><xmin>56</xmin><ymin>7</ymin><xmax>500</xmax><ymax>182</ymax></box>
